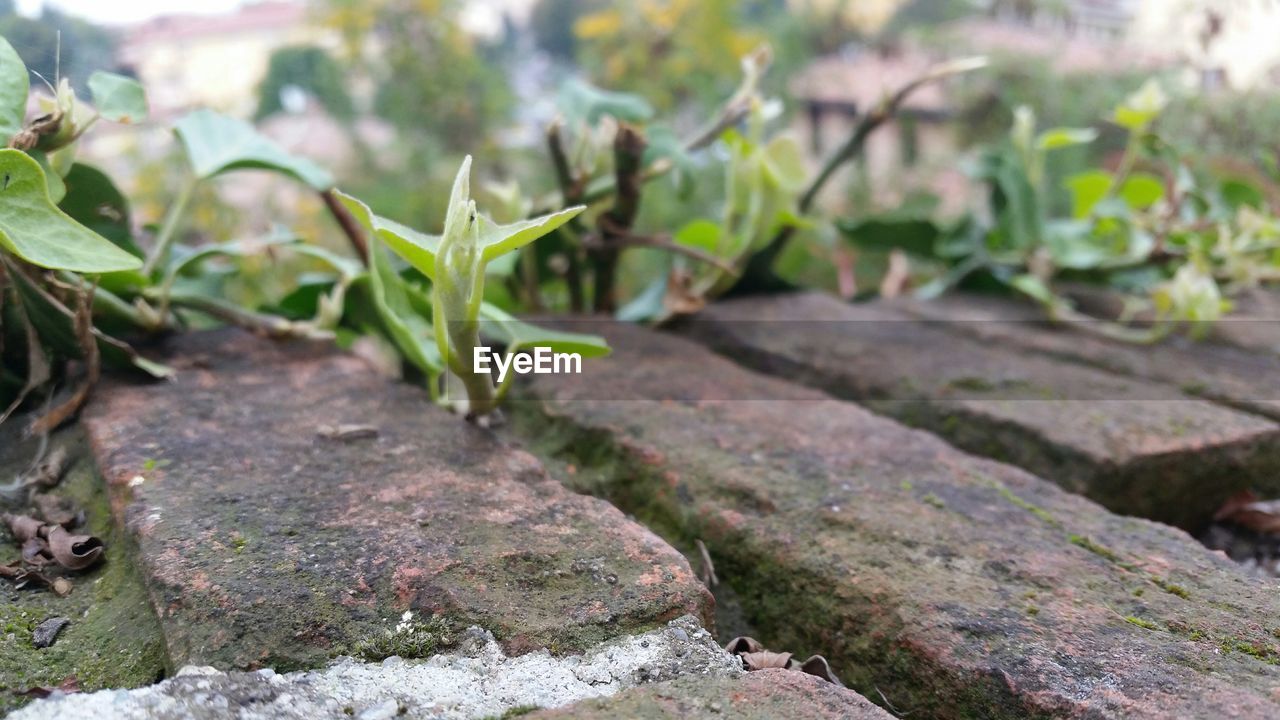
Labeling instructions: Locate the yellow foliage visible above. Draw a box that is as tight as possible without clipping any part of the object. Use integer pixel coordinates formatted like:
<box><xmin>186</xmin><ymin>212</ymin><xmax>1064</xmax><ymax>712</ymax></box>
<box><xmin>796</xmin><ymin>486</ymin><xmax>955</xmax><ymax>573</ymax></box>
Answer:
<box><xmin>574</xmin><ymin>10</ymin><xmax>624</xmax><ymax>39</ymax></box>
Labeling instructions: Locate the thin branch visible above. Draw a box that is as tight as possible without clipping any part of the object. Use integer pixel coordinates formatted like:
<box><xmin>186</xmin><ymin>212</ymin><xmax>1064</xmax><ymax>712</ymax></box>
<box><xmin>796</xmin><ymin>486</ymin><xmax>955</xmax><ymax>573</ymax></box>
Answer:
<box><xmin>736</xmin><ymin>56</ymin><xmax>988</xmax><ymax>292</ymax></box>
<box><xmin>320</xmin><ymin>188</ymin><xmax>370</xmax><ymax>266</ymax></box>
<box><xmin>589</xmin><ymin>223</ymin><xmax>739</xmax><ymax>275</ymax></box>
<box><xmin>592</xmin><ymin>124</ymin><xmax>647</xmax><ymax>314</ymax></box>
<box><xmin>547</xmin><ymin>121</ymin><xmax>586</xmax><ymax>312</ymax></box>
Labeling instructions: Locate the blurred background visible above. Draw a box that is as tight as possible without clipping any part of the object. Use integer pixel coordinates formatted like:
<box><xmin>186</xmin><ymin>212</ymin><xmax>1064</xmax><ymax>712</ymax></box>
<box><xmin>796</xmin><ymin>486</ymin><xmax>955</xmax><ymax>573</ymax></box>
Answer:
<box><xmin>4</xmin><ymin>0</ymin><xmax>1280</xmax><ymax>299</ymax></box>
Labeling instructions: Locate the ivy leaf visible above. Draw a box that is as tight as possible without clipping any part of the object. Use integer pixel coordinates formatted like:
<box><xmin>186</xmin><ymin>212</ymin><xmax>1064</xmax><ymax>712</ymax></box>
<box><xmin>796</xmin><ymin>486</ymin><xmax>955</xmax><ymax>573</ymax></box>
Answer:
<box><xmin>1036</xmin><ymin>127</ymin><xmax>1098</xmax><ymax>151</ymax></box>
<box><xmin>479</xmin><ymin>303</ymin><xmax>610</xmax><ymax>358</ymax></box>
<box><xmin>558</xmin><ymin>78</ymin><xmax>654</xmax><ymax>125</ymax></box>
<box><xmin>26</xmin><ymin>150</ymin><xmax>66</xmax><ymax>203</ymax></box>
<box><xmin>1066</xmin><ymin>170</ymin><xmax>1114</xmax><ymax>219</ymax></box>
<box><xmin>367</xmin><ymin>241</ymin><xmax>443</xmax><ymax>375</ymax></box>
<box><xmin>334</xmin><ymin>190</ymin><xmax>441</xmax><ymax>279</ymax></box>
<box><xmin>174</xmin><ymin>109</ymin><xmax>333</xmax><ymax>190</ymax></box>
<box><xmin>0</xmin><ymin>149</ymin><xmax>142</xmax><ymax>272</ymax></box>
<box><xmin>477</xmin><ymin>207</ymin><xmax>584</xmax><ymax>264</ymax></box>
<box><xmin>838</xmin><ymin>217</ymin><xmax>940</xmax><ymax>257</ymax></box>
<box><xmin>88</xmin><ymin>72</ymin><xmax>148</xmax><ymax>124</ymax></box>
<box><xmin>1119</xmin><ymin>172</ymin><xmax>1165</xmax><ymax>210</ymax></box>
<box><xmin>0</xmin><ymin>37</ymin><xmax>27</xmax><ymax>144</ymax></box>
<box><xmin>59</xmin><ymin>162</ymin><xmax>143</xmax><ymax>257</ymax></box>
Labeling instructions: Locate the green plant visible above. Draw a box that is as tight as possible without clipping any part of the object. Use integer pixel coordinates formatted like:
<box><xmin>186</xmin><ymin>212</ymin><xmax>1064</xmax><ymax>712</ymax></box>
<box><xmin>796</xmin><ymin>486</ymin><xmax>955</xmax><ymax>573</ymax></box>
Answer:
<box><xmin>336</xmin><ymin>157</ymin><xmax>609</xmax><ymax>420</ymax></box>
<box><xmin>841</xmin><ymin>78</ymin><xmax>1280</xmax><ymax>340</ymax></box>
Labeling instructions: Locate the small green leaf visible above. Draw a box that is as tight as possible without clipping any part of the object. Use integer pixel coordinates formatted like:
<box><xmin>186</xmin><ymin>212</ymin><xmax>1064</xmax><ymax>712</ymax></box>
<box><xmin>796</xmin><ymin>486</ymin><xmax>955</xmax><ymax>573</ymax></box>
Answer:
<box><xmin>478</xmin><ymin>206</ymin><xmax>585</xmax><ymax>264</ymax></box>
<box><xmin>837</xmin><ymin>217</ymin><xmax>941</xmax><ymax>257</ymax></box>
<box><xmin>762</xmin><ymin>135</ymin><xmax>807</xmax><ymax>191</ymax></box>
<box><xmin>0</xmin><ymin>149</ymin><xmax>141</xmax><ymax>272</ymax></box>
<box><xmin>1036</xmin><ymin>127</ymin><xmax>1098</xmax><ymax>151</ymax></box>
<box><xmin>335</xmin><ymin>190</ymin><xmax>442</xmax><ymax>279</ymax></box>
<box><xmin>558</xmin><ymin>78</ymin><xmax>654</xmax><ymax>125</ymax></box>
<box><xmin>88</xmin><ymin>72</ymin><xmax>148</xmax><ymax>124</ymax></box>
<box><xmin>675</xmin><ymin>219</ymin><xmax>723</xmax><ymax>254</ymax></box>
<box><xmin>0</xmin><ymin>37</ymin><xmax>28</xmax><ymax>144</ymax></box>
<box><xmin>1119</xmin><ymin>172</ymin><xmax>1165</xmax><ymax>210</ymax></box>
<box><xmin>59</xmin><ymin>162</ymin><xmax>143</xmax><ymax>257</ymax></box>
<box><xmin>367</xmin><ymin>240</ymin><xmax>443</xmax><ymax>375</ymax></box>
<box><xmin>1009</xmin><ymin>273</ymin><xmax>1056</xmax><ymax>306</ymax></box>
<box><xmin>1066</xmin><ymin>170</ymin><xmax>1114</xmax><ymax>218</ymax></box>
<box><xmin>479</xmin><ymin>303</ymin><xmax>610</xmax><ymax>358</ymax></box>
<box><xmin>1221</xmin><ymin>178</ymin><xmax>1265</xmax><ymax>211</ymax></box>
<box><xmin>174</xmin><ymin>109</ymin><xmax>333</xmax><ymax>189</ymax></box>
<box><xmin>1113</xmin><ymin>79</ymin><xmax>1167</xmax><ymax>132</ymax></box>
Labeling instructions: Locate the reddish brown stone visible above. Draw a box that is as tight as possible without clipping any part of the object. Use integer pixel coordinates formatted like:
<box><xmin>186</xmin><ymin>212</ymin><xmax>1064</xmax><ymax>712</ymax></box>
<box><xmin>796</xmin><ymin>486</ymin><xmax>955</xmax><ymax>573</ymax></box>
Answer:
<box><xmin>679</xmin><ymin>291</ymin><xmax>1280</xmax><ymax>529</ymax></box>
<box><xmin>513</xmin><ymin>321</ymin><xmax>1280</xmax><ymax>719</ymax></box>
<box><xmin>892</xmin><ymin>292</ymin><xmax>1280</xmax><ymax>421</ymax></box>
<box><xmin>82</xmin><ymin>329</ymin><xmax>711</xmax><ymax>671</ymax></box>
<box><xmin>528</xmin><ymin>670</ymin><xmax>892</xmax><ymax>719</ymax></box>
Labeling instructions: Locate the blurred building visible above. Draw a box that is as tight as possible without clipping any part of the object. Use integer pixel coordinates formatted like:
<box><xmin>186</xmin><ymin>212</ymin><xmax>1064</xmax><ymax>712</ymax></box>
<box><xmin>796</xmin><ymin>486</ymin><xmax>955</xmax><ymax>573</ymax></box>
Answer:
<box><xmin>117</xmin><ymin>1</ymin><xmax>340</xmax><ymax>119</ymax></box>
<box><xmin>1131</xmin><ymin>0</ymin><xmax>1280</xmax><ymax>91</ymax></box>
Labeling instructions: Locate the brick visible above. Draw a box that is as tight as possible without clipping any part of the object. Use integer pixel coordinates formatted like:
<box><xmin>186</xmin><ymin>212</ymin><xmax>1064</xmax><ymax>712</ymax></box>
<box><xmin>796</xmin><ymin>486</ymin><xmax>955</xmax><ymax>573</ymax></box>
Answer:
<box><xmin>892</xmin><ymin>292</ymin><xmax>1280</xmax><ymax>421</ymax></box>
<box><xmin>680</xmin><ymin>291</ymin><xmax>1280</xmax><ymax>529</ymax></box>
<box><xmin>528</xmin><ymin>670</ymin><xmax>893</xmax><ymax>719</ymax></box>
<box><xmin>82</xmin><ymin>329</ymin><xmax>711</xmax><ymax>671</ymax></box>
<box><xmin>1067</xmin><ymin>284</ymin><xmax>1280</xmax><ymax>354</ymax></box>
<box><xmin>513</xmin><ymin>321</ymin><xmax>1280</xmax><ymax>719</ymax></box>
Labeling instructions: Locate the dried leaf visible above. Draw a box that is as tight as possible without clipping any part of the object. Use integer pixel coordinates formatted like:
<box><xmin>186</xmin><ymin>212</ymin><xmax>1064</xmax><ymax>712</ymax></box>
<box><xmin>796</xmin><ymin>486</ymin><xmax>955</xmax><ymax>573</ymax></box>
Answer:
<box><xmin>1212</xmin><ymin>490</ymin><xmax>1280</xmax><ymax>535</ymax></box>
<box><xmin>316</xmin><ymin>424</ymin><xmax>379</xmax><ymax>441</ymax></box>
<box><xmin>741</xmin><ymin>650</ymin><xmax>793</xmax><ymax>670</ymax></box>
<box><xmin>13</xmin><ymin>675</ymin><xmax>79</xmax><ymax>698</ymax></box>
<box><xmin>724</xmin><ymin>636</ymin><xmax>764</xmax><ymax>655</ymax></box>
<box><xmin>4</xmin><ymin>512</ymin><xmax>44</xmax><ymax>541</ymax></box>
<box><xmin>797</xmin><ymin>655</ymin><xmax>844</xmax><ymax>686</ymax></box>
<box><xmin>21</xmin><ymin>537</ymin><xmax>49</xmax><ymax>565</ymax></box>
<box><xmin>45</xmin><ymin>526</ymin><xmax>104</xmax><ymax>570</ymax></box>
<box><xmin>33</xmin><ymin>493</ymin><xmax>81</xmax><ymax>528</ymax></box>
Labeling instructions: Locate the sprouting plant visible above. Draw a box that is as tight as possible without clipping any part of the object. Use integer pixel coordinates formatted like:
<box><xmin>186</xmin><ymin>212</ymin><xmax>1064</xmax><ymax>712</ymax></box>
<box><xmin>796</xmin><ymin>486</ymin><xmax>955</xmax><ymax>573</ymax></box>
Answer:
<box><xmin>336</xmin><ymin>158</ymin><xmax>609</xmax><ymax>421</ymax></box>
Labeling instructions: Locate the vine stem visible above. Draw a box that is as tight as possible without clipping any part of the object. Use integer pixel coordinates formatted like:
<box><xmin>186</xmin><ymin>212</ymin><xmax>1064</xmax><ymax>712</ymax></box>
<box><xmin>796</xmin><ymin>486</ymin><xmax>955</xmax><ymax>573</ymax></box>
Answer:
<box><xmin>141</xmin><ymin>176</ymin><xmax>197</xmax><ymax>276</ymax></box>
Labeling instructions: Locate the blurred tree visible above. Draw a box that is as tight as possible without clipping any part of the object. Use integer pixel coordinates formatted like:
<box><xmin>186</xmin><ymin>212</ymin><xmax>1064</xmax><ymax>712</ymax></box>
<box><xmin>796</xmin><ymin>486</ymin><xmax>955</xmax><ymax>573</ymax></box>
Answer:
<box><xmin>530</xmin><ymin>0</ymin><xmax>600</xmax><ymax>61</ymax></box>
<box><xmin>255</xmin><ymin>45</ymin><xmax>355</xmax><ymax>121</ymax></box>
<box><xmin>573</xmin><ymin>0</ymin><xmax>763</xmax><ymax>112</ymax></box>
<box><xmin>0</xmin><ymin>3</ymin><xmax>118</xmax><ymax>95</ymax></box>
<box><xmin>883</xmin><ymin>0</ymin><xmax>978</xmax><ymax>34</ymax></box>
<box><xmin>320</xmin><ymin>0</ymin><xmax>511</xmax><ymax>150</ymax></box>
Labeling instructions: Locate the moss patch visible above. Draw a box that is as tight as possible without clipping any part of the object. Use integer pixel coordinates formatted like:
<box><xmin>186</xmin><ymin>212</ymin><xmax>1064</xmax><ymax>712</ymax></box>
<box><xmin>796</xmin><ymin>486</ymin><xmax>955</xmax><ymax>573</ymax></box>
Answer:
<box><xmin>0</xmin><ymin>426</ymin><xmax>166</xmax><ymax>714</ymax></box>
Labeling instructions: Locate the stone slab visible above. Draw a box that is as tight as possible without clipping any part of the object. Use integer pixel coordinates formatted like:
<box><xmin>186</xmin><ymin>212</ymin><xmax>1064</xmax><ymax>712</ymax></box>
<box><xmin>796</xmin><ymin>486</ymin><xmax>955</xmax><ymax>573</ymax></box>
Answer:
<box><xmin>679</xmin><ymin>291</ymin><xmax>1280</xmax><ymax>529</ymax></box>
<box><xmin>892</xmin><ymin>293</ymin><xmax>1280</xmax><ymax>421</ymax></box>
<box><xmin>512</xmin><ymin>321</ymin><xmax>1280</xmax><ymax>719</ymax></box>
<box><xmin>81</xmin><ymin>329</ymin><xmax>711</xmax><ymax>672</ymax></box>
<box><xmin>530</xmin><ymin>670</ymin><xmax>892</xmax><ymax>719</ymax></box>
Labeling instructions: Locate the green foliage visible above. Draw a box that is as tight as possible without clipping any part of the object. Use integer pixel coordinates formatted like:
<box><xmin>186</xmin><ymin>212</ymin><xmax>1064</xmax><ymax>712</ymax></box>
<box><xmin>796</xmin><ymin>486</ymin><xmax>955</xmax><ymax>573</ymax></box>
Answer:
<box><xmin>0</xmin><ymin>150</ymin><xmax>139</xmax><ymax>272</ymax></box>
<box><xmin>173</xmin><ymin>109</ymin><xmax>335</xmax><ymax>190</ymax></box>
<box><xmin>0</xmin><ymin>5</ymin><xmax>116</xmax><ymax>97</ymax></box>
<box><xmin>530</xmin><ymin>0</ymin><xmax>599</xmax><ymax>60</ymax></box>
<box><xmin>0</xmin><ymin>36</ymin><xmax>26</xmax><ymax>141</ymax></box>
<box><xmin>87</xmin><ymin>71</ymin><xmax>147</xmax><ymax>124</ymax></box>
<box><xmin>255</xmin><ymin>45</ymin><xmax>354</xmax><ymax>122</ymax></box>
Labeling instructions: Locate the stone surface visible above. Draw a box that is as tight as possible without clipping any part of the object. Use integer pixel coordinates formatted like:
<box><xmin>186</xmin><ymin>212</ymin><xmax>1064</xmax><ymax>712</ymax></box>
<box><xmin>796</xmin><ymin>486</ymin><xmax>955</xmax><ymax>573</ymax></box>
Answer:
<box><xmin>9</xmin><ymin>616</ymin><xmax>743</xmax><ymax>720</ymax></box>
<box><xmin>512</xmin><ymin>321</ymin><xmax>1280</xmax><ymax>719</ymax></box>
<box><xmin>680</xmin><ymin>291</ymin><xmax>1280</xmax><ymax>529</ymax></box>
<box><xmin>892</xmin><ymin>292</ymin><xmax>1280</xmax><ymax>421</ymax></box>
<box><xmin>81</xmin><ymin>329</ymin><xmax>711</xmax><ymax>672</ymax></box>
<box><xmin>0</xmin><ymin>423</ymin><xmax>166</xmax><ymax>716</ymax></box>
<box><xmin>1067</xmin><ymin>284</ymin><xmax>1280</xmax><ymax>355</ymax></box>
<box><xmin>529</xmin><ymin>670</ymin><xmax>892</xmax><ymax>719</ymax></box>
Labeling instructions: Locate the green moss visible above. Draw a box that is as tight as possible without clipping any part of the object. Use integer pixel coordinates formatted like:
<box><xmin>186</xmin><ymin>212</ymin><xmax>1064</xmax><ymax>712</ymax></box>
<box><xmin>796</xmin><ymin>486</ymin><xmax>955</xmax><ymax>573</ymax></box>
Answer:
<box><xmin>481</xmin><ymin>705</ymin><xmax>541</xmax><ymax>719</ymax></box>
<box><xmin>1025</xmin><ymin>606</ymin><xmax>1039</xmax><ymax>616</ymax></box>
<box><xmin>351</xmin><ymin>614</ymin><xmax>455</xmax><ymax>661</ymax></box>
<box><xmin>921</xmin><ymin>493</ymin><xmax>946</xmax><ymax>509</ymax></box>
<box><xmin>988</xmin><ymin>479</ymin><xmax>1060</xmax><ymax>527</ymax></box>
<box><xmin>1125</xmin><ymin>616</ymin><xmax>1160</xmax><ymax>631</ymax></box>
<box><xmin>1152</xmin><ymin>579</ymin><xmax>1190</xmax><ymax>599</ymax></box>
<box><xmin>0</xmin><ymin>428</ymin><xmax>167</xmax><ymax>714</ymax></box>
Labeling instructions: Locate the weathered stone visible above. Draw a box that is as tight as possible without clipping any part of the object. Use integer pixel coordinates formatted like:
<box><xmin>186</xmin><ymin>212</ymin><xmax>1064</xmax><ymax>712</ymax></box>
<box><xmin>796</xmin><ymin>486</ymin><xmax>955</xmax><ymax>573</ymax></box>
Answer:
<box><xmin>679</xmin><ymin>291</ymin><xmax>1280</xmax><ymax>529</ymax></box>
<box><xmin>81</xmin><ymin>329</ymin><xmax>710</xmax><ymax>672</ymax></box>
<box><xmin>1066</xmin><ymin>285</ymin><xmax>1280</xmax><ymax>355</ymax></box>
<box><xmin>892</xmin><ymin>292</ymin><xmax>1280</xmax><ymax>421</ymax></box>
<box><xmin>11</xmin><ymin>616</ymin><xmax>742</xmax><ymax>720</ymax></box>
<box><xmin>0</xmin><ymin>423</ymin><xmax>166</xmax><ymax>716</ymax></box>
<box><xmin>512</xmin><ymin>321</ymin><xmax>1280</xmax><ymax>719</ymax></box>
<box><xmin>529</xmin><ymin>670</ymin><xmax>892</xmax><ymax>719</ymax></box>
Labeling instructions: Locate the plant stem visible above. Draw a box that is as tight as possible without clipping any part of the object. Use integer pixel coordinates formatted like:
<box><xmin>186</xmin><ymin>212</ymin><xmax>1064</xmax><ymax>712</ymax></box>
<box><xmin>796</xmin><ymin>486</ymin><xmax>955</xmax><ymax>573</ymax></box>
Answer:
<box><xmin>592</xmin><ymin>124</ymin><xmax>647</xmax><ymax>314</ymax></box>
<box><xmin>141</xmin><ymin>176</ymin><xmax>197</xmax><ymax>276</ymax></box>
<box><xmin>320</xmin><ymin>187</ymin><xmax>370</xmax><ymax>266</ymax></box>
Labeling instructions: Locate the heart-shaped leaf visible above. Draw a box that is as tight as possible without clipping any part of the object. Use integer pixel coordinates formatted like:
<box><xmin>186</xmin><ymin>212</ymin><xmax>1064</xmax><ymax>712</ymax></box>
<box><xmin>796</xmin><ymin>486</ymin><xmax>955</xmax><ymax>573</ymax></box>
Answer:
<box><xmin>0</xmin><ymin>37</ymin><xmax>28</xmax><ymax>143</ymax></box>
<box><xmin>88</xmin><ymin>72</ymin><xmax>148</xmax><ymax>124</ymax></box>
<box><xmin>0</xmin><ymin>149</ymin><xmax>142</xmax><ymax>272</ymax></box>
<box><xmin>174</xmin><ymin>109</ymin><xmax>333</xmax><ymax>190</ymax></box>
<box><xmin>335</xmin><ymin>190</ymin><xmax>441</xmax><ymax>279</ymax></box>
<box><xmin>558</xmin><ymin>78</ymin><xmax>654</xmax><ymax>125</ymax></box>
